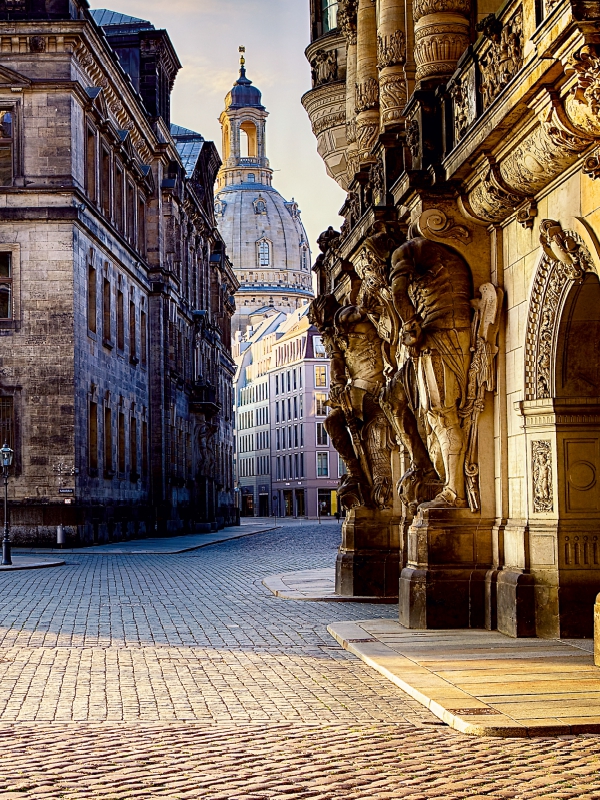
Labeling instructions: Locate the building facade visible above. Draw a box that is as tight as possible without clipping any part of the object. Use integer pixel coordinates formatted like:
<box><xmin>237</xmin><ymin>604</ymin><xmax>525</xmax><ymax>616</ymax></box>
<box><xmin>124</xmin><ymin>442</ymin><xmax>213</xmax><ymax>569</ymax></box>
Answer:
<box><xmin>0</xmin><ymin>2</ymin><xmax>237</xmax><ymax>544</ymax></box>
<box><xmin>304</xmin><ymin>0</ymin><xmax>600</xmax><ymax>637</ymax></box>
<box><xmin>233</xmin><ymin>306</ymin><xmax>340</xmax><ymax>518</ymax></box>
<box><xmin>215</xmin><ymin>56</ymin><xmax>314</xmax><ymax>335</ymax></box>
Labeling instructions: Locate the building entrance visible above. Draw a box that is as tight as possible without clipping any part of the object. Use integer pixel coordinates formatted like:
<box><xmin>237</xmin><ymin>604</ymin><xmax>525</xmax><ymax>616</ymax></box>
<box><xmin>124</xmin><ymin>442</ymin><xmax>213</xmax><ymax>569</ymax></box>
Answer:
<box><xmin>295</xmin><ymin>489</ymin><xmax>305</xmax><ymax>517</ymax></box>
<box><xmin>241</xmin><ymin>494</ymin><xmax>254</xmax><ymax>516</ymax></box>
<box><xmin>283</xmin><ymin>490</ymin><xmax>294</xmax><ymax>516</ymax></box>
<box><xmin>258</xmin><ymin>494</ymin><xmax>269</xmax><ymax>516</ymax></box>
<box><xmin>318</xmin><ymin>489</ymin><xmax>332</xmax><ymax>516</ymax></box>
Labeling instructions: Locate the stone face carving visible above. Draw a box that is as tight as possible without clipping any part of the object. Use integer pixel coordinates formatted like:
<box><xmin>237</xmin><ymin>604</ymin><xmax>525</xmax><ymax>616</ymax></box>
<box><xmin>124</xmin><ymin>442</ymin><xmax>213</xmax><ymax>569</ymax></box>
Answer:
<box><xmin>308</xmin><ymin>295</ymin><xmax>394</xmax><ymax>511</ymax></box>
<box><xmin>377</xmin><ymin>30</ymin><xmax>406</xmax><ymax>68</ymax></box>
<box><xmin>311</xmin><ymin>49</ymin><xmax>338</xmax><ymax>87</ymax></box>
<box><xmin>525</xmin><ymin>221</ymin><xmax>593</xmax><ymax>400</ymax></box>
<box><xmin>532</xmin><ymin>440</ymin><xmax>553</xmax><ymax>513</ymax></box>
<box><xmin>478</xmin><ymin>9</ymin><xmax>523</xmax><ymax>109</ymax></box>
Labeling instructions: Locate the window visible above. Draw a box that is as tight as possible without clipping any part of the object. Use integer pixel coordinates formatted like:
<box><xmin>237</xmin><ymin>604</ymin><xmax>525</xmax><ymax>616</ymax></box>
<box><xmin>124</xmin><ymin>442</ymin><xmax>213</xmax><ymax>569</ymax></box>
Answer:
<box><xmin>140</xmin><ymin>311</ymin><xmax>147</xmax><ymax>367</ymax></box>
<box><xmin>129</xmin><ymin>301</ymin><xmax>137</xmax><ymax>363</ymax></box>
<box><xmin>247</xmin><ymin>173</ymin><xmax>256</xmax><ymax>182</ymax></box>
<box><xmin>287</xmin><ymin>371</ymin><xmax>291</xmax><ymax>392</ymax></box>
<box><xmin>103</xmin><ymin>278</ymin><xmax>112</xmax><ymax>344</ymax></box>
<box><xmin>317</xmin><ymin>422</ymin><xmax>328</xmax><ymax>446</ymax></box>
<box><xmin>288</xmin><ymin>426</ymin><xmax>292</xmax><ymax>449</ymax></box>
<box><xmin>130</xmin><ymin>417</ymin><xmax>137</xmax><ymax>479</ymax></box>
<box><xmin>142</xmin><ymin>420</ymin><xmax>148</xmax><ymax>478</ymax></box>
<box><xmin>101</xmin><ymin>145</ymin><xmax>111</xmax><ymax>218</ymax></box>
<box><xmin>258</xmin><ymin>239</ymin><xmax>270</xmax><ymax>267</ymax></box>
<box><xmin>118</xmin><ymin>412</ymin><xmax>125</xmax><ymax>475</ymax></box>
<box><xmin>117</xmin><ymin>289</ymin><xmax>124</xmax><ymax>350</ymax></box>
<box><xmin>275</xmin><ymin>375</ymin><xmax>279</xmax><ymax>395</ymax></box>
<box><xmin>339</xmin><ymin>454</ymin><xmax>347</xmax><ymax>478</ymax></box>
<box><xmin>314</xmin><ymin>336</ymin><xmax>327</xmax><ymax>358</ymax></box>
<box><xmin>87</xmin><ymin>264</ymin><xmax>96</xmax><ymax>333</ymax></box>
<box><xmin>322</xmin><ymin>0</ymin><xmax>338</xmax><ymax>32</ymax></box>
<box><xmin>315</xmin><ymin>365</ymin><xmax>327</xmax><ymax>387</ymax></box>
<box><xmin>300</xmin><ymin>453</ymin><xmax>304</xmax><ymax>478</ymax></box>
<box><xmin>315</xmin><ymin>393</ymin><xmax>328</xmax><ymax>416</ymax></box>
<box><xmin>0</xmin><ymin>396</ymin><xmax>14</xmax><ymax>449</ymax></box>
<box><xmin>86</xmin><ymin>126</ymin><xmax>96</xmax><ymax>201</ymax></box>
<box><xmin>287</xmin><ymin>398</ymin><xmax>291</xmax><ymax>419</ymax></box>
<box><xmin>89</xmin><ymin>400</ymin><xmax>98</xmax><ymax>472</ymax></box>
<box><xmin>317</xmin><ymin>452</ymin><xmax>329</xmax><ymax>477</ymax></box>
<box><xmin>293</xmin><ymin>370</ymin><xmax>297</xmax><ymax>390</ymax></box>
<box><xmin>294</xmin><ymin>425</ymin><xmax>298</xmax><ymax>448</ymax></box>
<box><xmin>300</xmin><ymin>424</ymin><xmax>304</xmax><ymax>446</ymax></box>
<box><xmin>299</xmin><ymin>395</ymin><xmax>303</xmax><ymax>418</ymax></box>
<box><xmin>115</xmin><ymin>164</ymin><xmax>124</xmax><ymax>232</ymax></box>
<box><xmin>293</xmin><ymin>397</ymin><xmax>298</xmax><ymax>418</ymax></box>
<box><xmin>138</xmin><ymin>197</ymin><xmax>146</xmax><ymax>256</ymax></box>
<box><xmin>276</xmin><ymin>456</ymin><xmax>281</xmax><ymax>480</ymax></box>
<box><xmin>0</xmin><ymin>252</ymin><xmax>12</xmax><ymax>319</ymax></box>
<box><xmin>127</xmin><ymin>182</ymin><xmax>135</xmax><ymax>244</ymax></box>
<box><xmin>0</xmin><ymin>111</ymin><xmax>13</xmax><ymax>187</ymax></box>
<box><xmin>104</xmin><ymin>406</ymin><xmax>113</xmax><ymax>476</ymax></box>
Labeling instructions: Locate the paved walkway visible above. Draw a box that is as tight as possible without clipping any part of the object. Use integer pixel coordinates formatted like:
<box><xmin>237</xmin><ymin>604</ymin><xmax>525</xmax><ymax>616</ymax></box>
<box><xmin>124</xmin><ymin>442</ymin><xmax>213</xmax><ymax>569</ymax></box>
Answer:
<box><xmin>263</xmin><ymin>567</ymin><xmax>396</xmax><ymax>602</ymax></box>
<box><xmin>329</xmin><ymin>619</ymin><xmax>599</xmax><ymax>737</ymax></box>
<box><xmin>0</xmin><ymin>522</ymin><xmax>598</xmax><ymax>798</ymax></box>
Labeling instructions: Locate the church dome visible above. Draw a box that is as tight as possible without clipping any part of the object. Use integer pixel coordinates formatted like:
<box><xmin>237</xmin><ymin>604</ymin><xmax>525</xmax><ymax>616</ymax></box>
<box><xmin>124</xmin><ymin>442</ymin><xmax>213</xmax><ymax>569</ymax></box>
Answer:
<box><xmin>216</xmin><ymin>55</ymin><xmax>313</xmax><ymax>335</ymax></box>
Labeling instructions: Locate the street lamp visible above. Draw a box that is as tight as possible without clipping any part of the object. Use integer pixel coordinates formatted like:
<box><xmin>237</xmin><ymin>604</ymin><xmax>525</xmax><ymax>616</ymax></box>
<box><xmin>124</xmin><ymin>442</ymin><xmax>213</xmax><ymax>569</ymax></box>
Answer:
<box><xmin>1</xmin><ymin>442</ymin><xmax>13</xmax><ymax>566</ymax></box>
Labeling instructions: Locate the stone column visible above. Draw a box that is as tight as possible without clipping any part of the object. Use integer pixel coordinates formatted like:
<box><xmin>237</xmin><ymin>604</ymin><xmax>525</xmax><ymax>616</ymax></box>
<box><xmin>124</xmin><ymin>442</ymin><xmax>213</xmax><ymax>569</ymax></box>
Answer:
<box><xmin>355</xmin><ymin>0</ymin><xmax>380</xmax><ymax>163</ymax></box>
<box><xmin>377</xmin><ymin>0</ymin><xmax>407</xmax><ymax>129</ymax></box>
<box><xmin>339</xmin><ymin>0</ymin><xmax>360</xmax><ymax>181</ymax></box>
<box><xmin>413</xmin><ymin>0</ymin><xmax>470</xmax><ymax>87</ymax></box>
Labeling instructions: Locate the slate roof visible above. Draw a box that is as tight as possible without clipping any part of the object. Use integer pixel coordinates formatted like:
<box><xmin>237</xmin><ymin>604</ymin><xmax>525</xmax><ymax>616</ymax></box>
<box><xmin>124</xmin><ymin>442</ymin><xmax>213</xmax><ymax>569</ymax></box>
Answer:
<box><xmin>89</xmin><ymin>9</ymin><xmax>154</xmax><ymax>30</ymax></box>
<box><xmin>171</xmin><ymin>124</ymin><xmax>205</xmax><ymax>178</ymax></box>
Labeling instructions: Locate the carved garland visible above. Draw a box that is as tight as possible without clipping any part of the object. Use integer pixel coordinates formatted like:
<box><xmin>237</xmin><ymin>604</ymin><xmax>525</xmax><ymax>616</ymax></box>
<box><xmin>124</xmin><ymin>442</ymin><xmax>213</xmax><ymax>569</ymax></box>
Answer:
<box><xmin>524</xmin><ymin>223</ymin><xmax>593</xmax><ymax>401</ymax></box>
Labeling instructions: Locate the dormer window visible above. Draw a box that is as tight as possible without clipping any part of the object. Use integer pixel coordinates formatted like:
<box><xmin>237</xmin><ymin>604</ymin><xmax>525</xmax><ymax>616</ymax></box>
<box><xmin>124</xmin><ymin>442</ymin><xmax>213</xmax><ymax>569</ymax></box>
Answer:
<box><xmin>215</xmin><ymin>198</ymin><xmax>227</xmax><ymax>216</ymax></box>
<box><xmin>253</xmin><ymin>195</ymin><xmax>267</xmax><ymax>215</ymax></box>
<box><xmin>257</xmin><ymin>238</ymin><xmax>271</xmax><ymax>267</ymax></box>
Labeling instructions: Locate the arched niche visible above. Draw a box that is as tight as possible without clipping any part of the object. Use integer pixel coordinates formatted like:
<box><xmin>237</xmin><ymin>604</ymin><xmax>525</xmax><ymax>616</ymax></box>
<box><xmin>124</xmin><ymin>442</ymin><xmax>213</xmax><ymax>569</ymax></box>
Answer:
<box><xmin>555</xmin><ymin>272</ymin><xmax>600</xmax><ymax>399</ymax></box>
<box><xmin>240</xmin><ymin>121</ymin><xmax>257</xmax><ymax>159</ymax></box>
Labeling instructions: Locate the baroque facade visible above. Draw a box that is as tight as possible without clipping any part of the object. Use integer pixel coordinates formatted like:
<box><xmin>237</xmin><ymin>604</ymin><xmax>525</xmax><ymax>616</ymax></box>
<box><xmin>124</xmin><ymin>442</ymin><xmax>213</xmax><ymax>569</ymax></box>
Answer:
<box><xmin>233</xmin><ymin>306</ymin><xmax>341</xmax><ymax>519</ymax></box>
<box><xmin>0</xmin><ymin>2</ymin><xmax>237</xmax><ymax>544</ymax></box>
<box><xmin>304</xmin><ymin>0</ymin><xmax>600</xmax><ymax>638</ymax></box>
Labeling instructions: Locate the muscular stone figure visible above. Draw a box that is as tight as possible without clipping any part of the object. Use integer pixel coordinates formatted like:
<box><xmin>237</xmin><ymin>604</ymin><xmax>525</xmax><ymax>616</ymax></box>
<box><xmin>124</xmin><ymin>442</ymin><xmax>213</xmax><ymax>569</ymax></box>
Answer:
<box><xmin>389</xmin><ymin>237</ymin><xmax>474</xmax><ymax>509</ymax></box>
<box><xmin>309</xmin><ymin>295</ymin><xmax>393</xmax><ymax>511</ymax></box>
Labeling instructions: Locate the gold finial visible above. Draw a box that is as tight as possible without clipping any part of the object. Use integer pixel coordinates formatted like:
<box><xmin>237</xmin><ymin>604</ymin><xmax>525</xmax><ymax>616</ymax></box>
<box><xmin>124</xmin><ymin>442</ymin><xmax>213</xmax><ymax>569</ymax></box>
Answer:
<box><xmin>239</xmin><ymin>45</ymin><xmax>246</xmax><ymax>68</ymax></box>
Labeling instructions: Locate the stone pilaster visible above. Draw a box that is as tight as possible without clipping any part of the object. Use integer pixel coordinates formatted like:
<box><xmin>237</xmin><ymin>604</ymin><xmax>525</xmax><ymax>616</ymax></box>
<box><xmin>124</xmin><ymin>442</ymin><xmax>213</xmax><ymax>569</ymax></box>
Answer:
<box><xmin>355</xmin><ymin>0</ymin><xmax>380</xmax><ymax>163</ymax></box>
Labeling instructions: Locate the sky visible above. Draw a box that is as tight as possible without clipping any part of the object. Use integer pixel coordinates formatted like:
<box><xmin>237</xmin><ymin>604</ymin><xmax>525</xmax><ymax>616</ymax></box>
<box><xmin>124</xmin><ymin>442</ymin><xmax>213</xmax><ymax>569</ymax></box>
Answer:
<box><xmin>88</xmin><ymin>0</ymin><xmax>346</xmax><ymax>252</ymax></box>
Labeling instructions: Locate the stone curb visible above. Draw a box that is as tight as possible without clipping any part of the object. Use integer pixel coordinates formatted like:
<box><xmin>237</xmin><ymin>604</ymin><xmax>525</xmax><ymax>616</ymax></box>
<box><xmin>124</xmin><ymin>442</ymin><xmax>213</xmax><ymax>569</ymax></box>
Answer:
<box><xmin>12</xmin><ymin>525</ymin><xmax>280</xmax><ymax>556</ymax></box>
<box><xmin>327</xmin><ymin>621</ymin><xmax>600</xmax><ymax>738</ymax></box>
<box><xmin>0</xmin><ymin>559</ymin><xmax>65</xmax><ymax>571</ymax></box>
<box><xmin>263</xmin><ymin>570</ymin><xmax>398</xmax><ymax>603</ymax></box>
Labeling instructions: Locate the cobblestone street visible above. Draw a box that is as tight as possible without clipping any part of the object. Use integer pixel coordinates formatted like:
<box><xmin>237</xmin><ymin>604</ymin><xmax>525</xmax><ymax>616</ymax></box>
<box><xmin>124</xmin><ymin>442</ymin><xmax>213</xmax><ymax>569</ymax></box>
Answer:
<box><xmin>0</xmin><ymin>521</ymin><xmax>598</xmax><ymax>798</ymax></box>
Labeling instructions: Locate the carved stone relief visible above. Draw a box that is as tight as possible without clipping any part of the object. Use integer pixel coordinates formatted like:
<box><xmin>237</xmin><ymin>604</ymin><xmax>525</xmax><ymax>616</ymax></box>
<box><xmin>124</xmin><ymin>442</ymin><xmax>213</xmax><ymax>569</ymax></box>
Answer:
<box><xmin>532</xmin><ymin>440</ymin><xmax>553</xmax><ymax>513</ymax></box>
<box><xmin>377</xmin><ymin>30</ymin><xmax>406</xmax><ymax>69</ymax></box>
<box><xmin>449</xmin><ymin>67</ymin><xmax>476</xmax><ymax>143</ymax></box>
<box><xmin>524</xmin><ymin>221</ymin><xmax>593</xmax><ymax>401</ymax></box>
<box><xmin>477</xmin><ymin>9</ymin><xmax>523</xmax><ymax>109</ymax></box>
<box><xmin>406</xmin><ymin>119</ymin><xmax>420</xmax><ymax>158</ymax></box>
<box><xmin>409</xmin><ymin>208</ymin><xmax>471</xmax><ymax>243</ymax></box>
<box><xmin>338</xmin><ymin>0</ymin><xmax>358</xmax><ymax>44</ymax></box>
<box><xmin>356</xmin><ymin>77</ymin><xmax>380</xmax><ymax>113</ymax></box>
<box><xmin>311</xmin><ymin>49</ymin><xmax>338</xmax><ymax>87</ymax></box>
<box><xmin>379</xmin><ymin>76</ymin><xmax>407</xmax><ymax>123</ymax></box>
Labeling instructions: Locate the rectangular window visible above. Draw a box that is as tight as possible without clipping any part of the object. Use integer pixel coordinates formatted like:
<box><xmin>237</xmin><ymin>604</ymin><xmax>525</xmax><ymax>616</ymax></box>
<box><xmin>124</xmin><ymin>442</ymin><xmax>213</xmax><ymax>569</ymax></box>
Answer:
<box><xmin>287</xmin><ymin>398</ymin><xmax>291</xmax><ymax>419</ymax></box>
<box><xmin>276</xmin><ymin>456</ymin><xmax>281</xmax><ymax>480</ymax></box>
<box><xmin>300</xmin><ymin>452</ymin><xmax>305</xmax><ymax>478</ymax></box>
<box><xmin>315</xmin><ymin>365</ymin><xmax>327</xmax><ymax>387</ymax></box>
<box><xmin>100</xmin><ymin>145</ymin><xmax>111</xmax><ymax>218</ymax></box>
<box><xmin>140</xmin><ymin>310</ymin><xmax>147</xmax><ymax>367</ymax></box>
<box><xmin>118</xmin><ymin>412</ymin><xmax>125</xmax><ymax>475</ymax></box>
<box><xmin>300</xmin><ymin>424</ymin><xmax>304</xmax><ymax>447</ymax></box>
<box><xmin>130</xmin><ymin>416</ymin><xmax>138</xmax><ymax>480</ymax></box>
<box><xmin>0</xmin><ymin>110</ymin><xmax>13</xmax><ymax>187</ymax></box>
<box><xmin>0</xmin><ymin>396</ymin><xmax>14</xmax><ymax>449</ymax></box>
<box><xmin>86</xmin><ymin>126</ymin><xmax>96</xmax><ymax>201</ymax></box>
<box><xmin>87</xmin><ymin>264</ymin><xmax>96</xmax><ymax>333</ymax></box>
<box><xmin>293</xmin><ymin>369</ymin><xmax>297</xmax><ymax>390</ymax></box>
<box><xmin>129</xmin><ymin>301</ymin><xmax>137</xmax><ymax>363</ymax></box>
<box><xmin>287</xmin><ymin>371</ymin><xmax>291</xmax><ymax>392</ymax></box>
<box><xmin>276</xmin><ymin>429</ymin><xmax>280</xmax><ymax>450</ymax></box>
<box><xmin>317</xmin><ymin>422</ymin><xmax>329</xmax><ymax>446</ymax></box>
<box><xmin>294</xmin><ymin>424</ymin><xmax>298</xmax><ymax>448</ymax></box>
<box><xmin>117</xmin><ymin>289</ymin><xmax>124</xmax><ymax>351</ymax></box>
<box><xmin>127</xmin><ymin>182</ymin><xmax>135</xmax><ymax>244</ymax></box>
<box><xmin>313</xmin><ymin>335</ymin><xmax>327</xmax><ymax>358</ymax></box>
<box><xmin>104</xmin><ymin>406</ymin><xmax>113</xmax><ymax>475</ymax></box>
<box><xmin>299</xmin><ymin>369</ymin><xmax>303</xmax><ymax>388</ymax></box>
<box><xmin>142</xmin><ymin>419</ymin><xmax>148</xmax><ymax>478</ymax></box>
<box><xmin>0</xmin><ymin>252</ymin><xmax>12</xmax><ymax>320</ymax></box>
<box><xmin>315</xmin><ymin>393</ymin><xmax>327</xmax><ymax>416</ymax></box>
<box><xmin>279</xmin><ymin>401</ymin><xmax>283</xmax><ymax>422</ymax></box>
<box><xmin>138</xmin><ymin>197</ymin><xmax>146</xmax><ymax>256</ymax></box>
<box><xmin>103</xmin><ymin>278</ymin><xmax>112</xmax><ymax>344</ymax></box>
<box><xmin>288</xmin><ymin>454</ymin><xmax>293</xmax><ymax>478</ymax></box>
<box><xmin>299</xmin><ymin>395</ymin><xmax>303</xmax><ymax>418</ymax></box>
<box><xmin>322</xmin><ymin>0</ymin><xmax>338</xmax><ymax>33</ymax></box>
<box><xmin>294</xmin><ymin>453</ymin><xmax>298</xmax><ymax>479</ymax></box>
<box><xmin>89</xmin><ymin>400</ymin><xmax>98</xmax><ymax>472</ymax></box>
<box><xmin>293</xmin><ymin>397</ymin><xmax>298</xmax><ymax>418</ymax></box>
<box><xmin>115</xmin><ymin>164</ymin><xmax>124</xmax><ymax>232</ymax></box>
<box><xmin>317</xmin><ymin>451</ymin><xmax>329</xmax><ymax>477</ymax></box>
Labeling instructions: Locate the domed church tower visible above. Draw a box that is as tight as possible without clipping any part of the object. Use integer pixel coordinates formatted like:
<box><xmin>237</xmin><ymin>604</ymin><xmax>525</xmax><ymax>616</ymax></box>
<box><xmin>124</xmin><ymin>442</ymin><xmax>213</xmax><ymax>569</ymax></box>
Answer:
<box><xmin>216</xmin><ymin>50</ymin><xmax>313</xmax><ymax>335</ymax></box>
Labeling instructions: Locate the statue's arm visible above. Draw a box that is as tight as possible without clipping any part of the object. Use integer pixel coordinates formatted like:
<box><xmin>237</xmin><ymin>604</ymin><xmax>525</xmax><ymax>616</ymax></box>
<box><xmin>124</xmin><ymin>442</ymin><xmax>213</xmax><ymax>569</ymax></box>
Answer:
<box><xmin>391</xmin><ymin>273</ymin><xmax>417</xmax><ymax>324</ymax></box>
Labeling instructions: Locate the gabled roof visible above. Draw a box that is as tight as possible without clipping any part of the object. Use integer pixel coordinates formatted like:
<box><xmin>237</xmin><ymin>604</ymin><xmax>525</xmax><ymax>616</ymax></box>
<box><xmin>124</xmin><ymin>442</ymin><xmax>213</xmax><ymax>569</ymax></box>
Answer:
<box><xmin>90</xmin><ymin>9</ymin><xmax>154</xmax><ymax>30</ymax></box>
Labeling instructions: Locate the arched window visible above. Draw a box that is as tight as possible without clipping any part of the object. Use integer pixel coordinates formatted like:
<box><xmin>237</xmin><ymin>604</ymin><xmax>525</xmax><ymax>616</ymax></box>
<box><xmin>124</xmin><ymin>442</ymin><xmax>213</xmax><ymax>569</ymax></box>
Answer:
<box><xmin>258</xmin><ymin>239</ymin><xmax>270</xmax><ymax>267</ymax></box>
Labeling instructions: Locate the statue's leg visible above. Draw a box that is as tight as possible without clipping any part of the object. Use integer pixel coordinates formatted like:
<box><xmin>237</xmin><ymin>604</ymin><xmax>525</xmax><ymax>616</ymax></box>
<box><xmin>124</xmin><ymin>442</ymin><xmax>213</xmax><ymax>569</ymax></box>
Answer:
<box><xmin>423</xmin><ymin>405</ymin><xmax>468</xmax><ymax>508</ymax></box>
<box><xmin>362</xmin><ymin>399</ymin><xmax>393</xmax><ymax>510</ymax></box>
<box><xmin>380</xmin><ymin>372</ymin><xmax>432</xmax><ymax>471</ymax></box>
<box><xmin>324</xmin><ymin>408</ymin><xmax>362</xmax><ymax>478</ymax></box>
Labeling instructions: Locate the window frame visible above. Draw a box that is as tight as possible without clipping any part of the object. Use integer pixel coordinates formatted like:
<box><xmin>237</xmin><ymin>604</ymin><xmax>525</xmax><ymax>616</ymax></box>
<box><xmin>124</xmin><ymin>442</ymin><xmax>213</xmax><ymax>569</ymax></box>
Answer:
<box><xmin>0</xmin><ymin>246</ymin><xmax>19</xmax><ymax>327</ymax></box>
<box><xmin>317</xmin><ymin>451</ymin><xmax>329</xmax><ymax>478</ymax></box>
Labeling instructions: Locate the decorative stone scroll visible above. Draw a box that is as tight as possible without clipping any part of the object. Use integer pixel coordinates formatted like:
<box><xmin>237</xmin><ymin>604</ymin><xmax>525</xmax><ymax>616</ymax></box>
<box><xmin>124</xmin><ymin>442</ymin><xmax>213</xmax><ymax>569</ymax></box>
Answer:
<box><xmin>524</xmin><ymin>221</ymin><xmax>593</xmax><ymax>401</ymax></box>
<box><xmin>532</xmin><ymin>440</ymin><xmax>553</xmax><ymax>513</ymax></box>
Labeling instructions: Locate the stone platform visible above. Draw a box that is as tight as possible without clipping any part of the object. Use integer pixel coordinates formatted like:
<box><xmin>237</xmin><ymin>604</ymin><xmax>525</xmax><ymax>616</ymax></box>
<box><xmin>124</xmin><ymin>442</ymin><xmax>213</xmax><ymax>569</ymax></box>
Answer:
<box><xmin>263</xmin><ymin>568</ymin><xmax>397</xmax><ymax>602</ymax></box>
<box><xmin>328</xmin><ymin>619</ymin><xmax>600</xmax><ymax>737</ymax></box>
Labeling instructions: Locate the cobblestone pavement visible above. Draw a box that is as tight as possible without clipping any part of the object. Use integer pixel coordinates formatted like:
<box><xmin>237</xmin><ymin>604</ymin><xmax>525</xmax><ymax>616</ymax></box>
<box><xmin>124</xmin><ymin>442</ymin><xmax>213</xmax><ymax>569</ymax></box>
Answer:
<box><xmin>0</xmin><ymin>521</ymin><xmax>598</xmax><ymax>798</ymax></box>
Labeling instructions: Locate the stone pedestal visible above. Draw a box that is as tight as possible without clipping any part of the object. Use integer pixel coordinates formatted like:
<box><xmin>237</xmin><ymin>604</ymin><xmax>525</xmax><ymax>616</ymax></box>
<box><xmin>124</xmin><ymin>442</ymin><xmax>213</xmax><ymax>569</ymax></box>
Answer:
<box><xmin>335</xmin><ymin>506</ymin><xmax>400</xmax><ymax>597</ymax></box>
<box><xmin>399</xmin><ymin>508</ymin><xmax>493</xmax><ymax>628</ymax></box>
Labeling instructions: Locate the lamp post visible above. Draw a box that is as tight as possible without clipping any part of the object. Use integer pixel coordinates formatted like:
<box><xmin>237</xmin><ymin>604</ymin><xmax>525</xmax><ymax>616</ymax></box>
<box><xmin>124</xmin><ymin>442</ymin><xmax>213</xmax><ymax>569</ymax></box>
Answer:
<box><xmin>1</xmin><ymin>442</ymin><xmax>13</xmax><ymax>566</ymax></box>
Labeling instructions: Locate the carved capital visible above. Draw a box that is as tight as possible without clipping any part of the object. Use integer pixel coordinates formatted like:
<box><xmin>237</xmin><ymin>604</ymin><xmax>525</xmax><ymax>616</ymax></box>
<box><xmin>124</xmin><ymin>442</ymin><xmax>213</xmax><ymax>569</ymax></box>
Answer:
<box><xmin>356</xmin><ymin>77</ymin><xmax>380</xmax><ymax>113</ymax></box>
